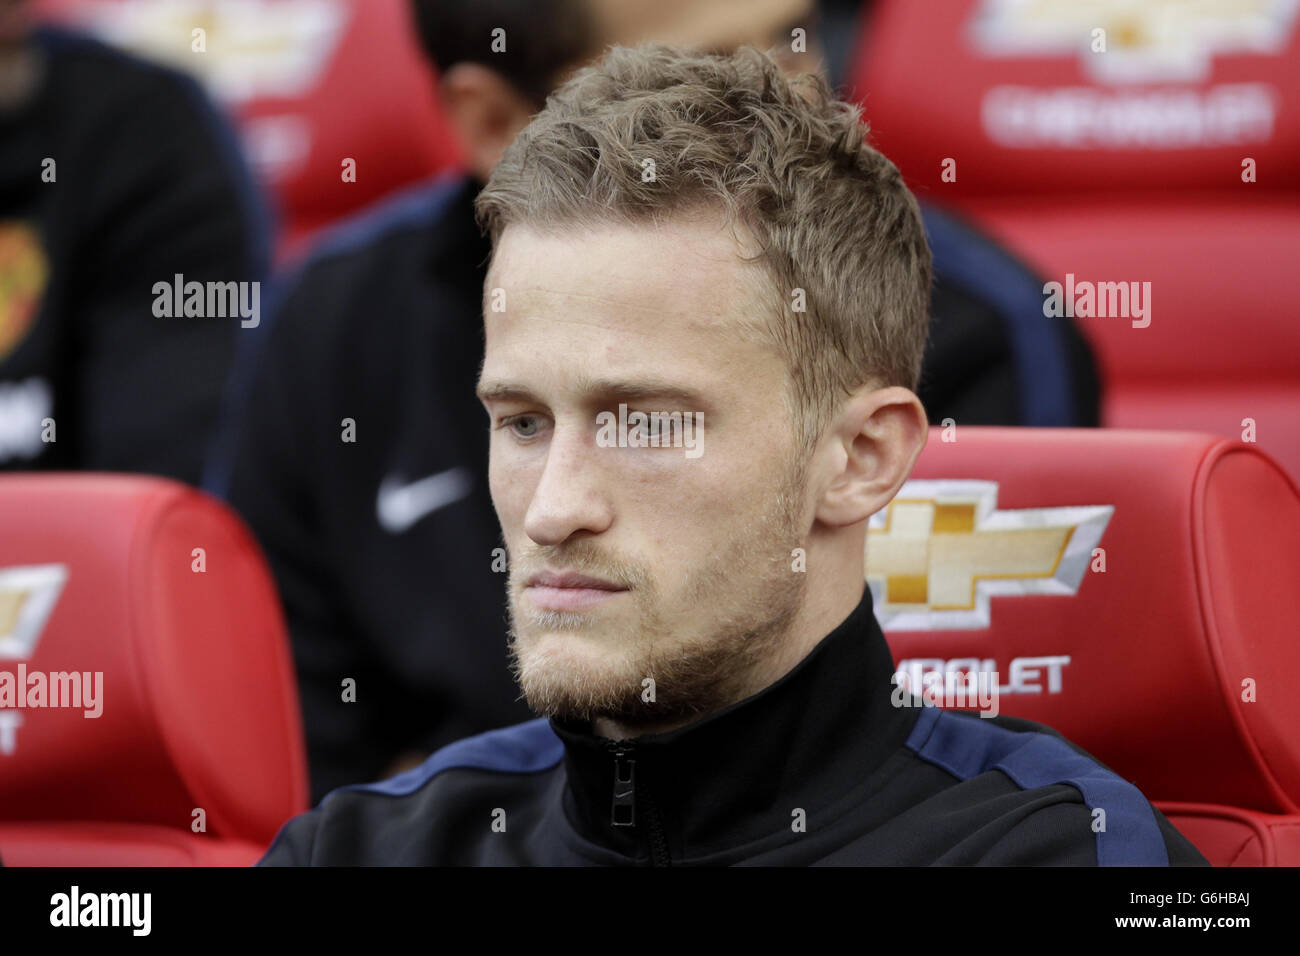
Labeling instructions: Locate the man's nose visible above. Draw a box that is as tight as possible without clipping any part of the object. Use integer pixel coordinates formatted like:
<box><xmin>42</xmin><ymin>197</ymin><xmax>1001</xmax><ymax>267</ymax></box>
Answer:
<box><xmin>522</xmin><ymin>421</ymin><xmax>614</xmax><ymax>546</ymax></box>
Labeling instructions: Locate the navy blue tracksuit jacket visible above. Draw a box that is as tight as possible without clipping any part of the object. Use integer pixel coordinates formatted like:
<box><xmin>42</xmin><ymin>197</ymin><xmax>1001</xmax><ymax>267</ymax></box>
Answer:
<box><xmin>260</xmin><ymin>588</ymin><xmax>1206</xmax><ymax>866</ymax></box>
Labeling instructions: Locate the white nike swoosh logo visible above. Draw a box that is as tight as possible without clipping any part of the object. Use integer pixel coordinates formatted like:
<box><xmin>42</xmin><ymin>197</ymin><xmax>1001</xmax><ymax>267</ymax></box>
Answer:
<box><xmin>376</xmin><ymin>468</ymin><xmax>473</xmax><ymax>534</ymax></box>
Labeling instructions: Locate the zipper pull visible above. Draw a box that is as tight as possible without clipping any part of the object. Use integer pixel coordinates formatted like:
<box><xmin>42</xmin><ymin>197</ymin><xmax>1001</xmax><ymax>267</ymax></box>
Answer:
<box><xmin>609</xmin><ymin>745</ymin><xmax>636</xmax><ymax>828</ymax></box>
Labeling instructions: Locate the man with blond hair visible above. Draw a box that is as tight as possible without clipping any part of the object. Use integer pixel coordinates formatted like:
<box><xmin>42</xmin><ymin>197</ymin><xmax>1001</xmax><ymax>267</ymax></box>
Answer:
<box><xmin>261</xmin><ymin>45</ymin><xmax>1201</xmax><ymax>866</ymax></box>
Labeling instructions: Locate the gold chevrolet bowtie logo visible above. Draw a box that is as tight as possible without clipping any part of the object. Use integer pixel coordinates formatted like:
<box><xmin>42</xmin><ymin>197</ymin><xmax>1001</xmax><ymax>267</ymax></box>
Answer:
<box><xmin>866</xmin><ymin>481</ymin><xmax>1113</xmax><ymax>631</ymax></box>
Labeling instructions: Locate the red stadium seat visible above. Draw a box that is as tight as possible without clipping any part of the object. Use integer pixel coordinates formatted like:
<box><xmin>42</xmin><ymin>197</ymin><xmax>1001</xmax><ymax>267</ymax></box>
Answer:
<box><xmin>958</xmin><ymin>196</ymin><xmax>1300</xmax><ymax>480</ymax></box>
<box><xmin>32</xmin><ymin>0</ymin><xmax>463</xmax><ymax>257</ymax></box>
<box><xmin>850</xmin><ymin>0</ymin><xmax>1300</xmax><ymax>481</ymax></box>
<box><xmin>0</xmin><ymin>475</ymin><xmax>308</xmax><ymax>866</ymax></box>
<box><xmin>873</xmin><ymin>428</ymin><xmax>1300</xmax><ymax>866</ymax></box>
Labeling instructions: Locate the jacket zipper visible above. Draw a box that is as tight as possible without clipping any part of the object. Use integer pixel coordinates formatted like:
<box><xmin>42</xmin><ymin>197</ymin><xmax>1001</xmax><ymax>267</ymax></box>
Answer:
<box><xmin>608</xmin><ymin>742</ymin><xmax>671</xmax><ymax>867</ymax></box>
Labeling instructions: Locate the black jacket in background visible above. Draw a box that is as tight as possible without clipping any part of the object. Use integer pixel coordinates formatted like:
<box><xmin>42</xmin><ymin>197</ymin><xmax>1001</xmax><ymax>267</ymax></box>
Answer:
<box><xmin>259</xmin><ymin>587</ymin><xmax>1206</xmax><ymax>866</ymax></box>
<box><xmin>212</xmin><ymin>174</ymin><xmax>1098</xmax><ymax>802</ymax></box>
<box><xmin>217</xmin><ymin>177</ymin><xmax>533</xmax><ymax>801</ymax></box>
<box><xmin>0</xmin><ymin>27</ymin><xmax>268</xmax><ymax>483</ymax></box>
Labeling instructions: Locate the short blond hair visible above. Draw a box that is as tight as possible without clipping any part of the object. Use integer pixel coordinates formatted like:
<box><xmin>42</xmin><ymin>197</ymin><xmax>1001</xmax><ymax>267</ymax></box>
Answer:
<box><xmin>476</xmin><ymin>44</ymin><xmax>931</xmax><ymax>450</ymax></box>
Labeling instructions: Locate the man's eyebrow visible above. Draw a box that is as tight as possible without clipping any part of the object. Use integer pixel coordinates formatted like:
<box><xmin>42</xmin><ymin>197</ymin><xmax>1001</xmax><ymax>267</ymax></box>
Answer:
<box><xmin>476</xmin><ymin>381</ymin><xmax>533</xmax><ymax>403</ymax></box>
<box><xmin>579</xmin><ymin>377</ymin><xmax>710</xmax><ymax>409</ymax></box>
<box><xmin>476</xmin><ymin>377</ymin><xmax>711</xmax><ymax>409</ymax></box>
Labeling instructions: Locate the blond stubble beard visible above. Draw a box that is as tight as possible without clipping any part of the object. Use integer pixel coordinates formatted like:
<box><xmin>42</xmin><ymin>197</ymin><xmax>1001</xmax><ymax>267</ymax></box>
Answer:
<box><xmin>505</xmin><ymin>459</ymin><xmax>810</xmax><ymax>728</ymax></box>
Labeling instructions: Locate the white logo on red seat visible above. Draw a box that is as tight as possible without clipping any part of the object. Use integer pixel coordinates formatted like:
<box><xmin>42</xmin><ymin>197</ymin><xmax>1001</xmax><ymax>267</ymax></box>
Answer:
<box><xmin>0</xmin><ymin>564</ymin><xmax>67</xmax><ymax>659</ymax></box>
<box><xmin>969</xmin><ymin>0</ymin><xmax>1299</xmax><ymax>84</ymax></box>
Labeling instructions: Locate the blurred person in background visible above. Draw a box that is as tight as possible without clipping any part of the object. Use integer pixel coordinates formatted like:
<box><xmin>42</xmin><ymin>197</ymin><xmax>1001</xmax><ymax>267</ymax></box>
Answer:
<box><xmin>212</xmin><ymin>0</ymin><xmax>1097</xmax><ymax>803</ymax></box>
<box><xmin>0</xmin><ymin>0</ymin><xmax>268</xmax><ymax>482</ymax></box>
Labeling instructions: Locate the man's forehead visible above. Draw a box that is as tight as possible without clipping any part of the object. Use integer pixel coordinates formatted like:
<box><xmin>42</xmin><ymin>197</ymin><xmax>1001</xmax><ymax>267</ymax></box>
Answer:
<box><xmin>485</xmin><ymin>218</ymin><xmax>773</xmax><ymax>337</ymax></box>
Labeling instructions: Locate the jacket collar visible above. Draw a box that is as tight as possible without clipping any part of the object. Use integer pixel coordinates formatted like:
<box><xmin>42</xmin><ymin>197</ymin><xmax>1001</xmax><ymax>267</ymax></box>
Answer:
<box><xmin>548</xmin><ymin>586</ymin><xmax>916</xmax><ymax>863</ymax></box>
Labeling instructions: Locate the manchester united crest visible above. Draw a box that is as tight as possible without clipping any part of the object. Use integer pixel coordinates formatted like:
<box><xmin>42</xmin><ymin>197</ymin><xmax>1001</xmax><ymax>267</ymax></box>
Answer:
<box><xmin>0</xmin><ymin>222</ymin><xmax>49</xmax><ymax>364</ymax></box>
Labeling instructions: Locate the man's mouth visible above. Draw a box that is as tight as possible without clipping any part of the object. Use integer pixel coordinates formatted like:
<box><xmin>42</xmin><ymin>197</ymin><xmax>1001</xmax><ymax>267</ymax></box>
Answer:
<box><xmin>524</xmin><ymin>569</ymin><xmax>630</xmax><ymax>612</ymax></box>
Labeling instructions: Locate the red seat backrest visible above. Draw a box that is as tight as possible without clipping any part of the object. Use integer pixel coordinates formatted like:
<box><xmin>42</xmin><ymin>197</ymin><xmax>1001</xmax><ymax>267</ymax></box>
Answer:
<box><xmin>958</xmin><ymin>194</ymin><xmax>1300</xmax><ymax>482</ymax></box>
<box><xmin>0</xmin><ymin>475</ymin><xmax>308</xmax><ymax>865</ymax></box>
<box><xmin>33</xmin><ymin>0</ymin><xmax>463</xmax><ymax>256</ymax></box>
<box><xmin>850</xmin><ymin>0</ymin><xmax>1300</xmax><ymax>197</ymax></box>
<box><xmin>849</xmin><ymin>1</ymin><xmax>1300</xmax><ymax>481</ymax></box>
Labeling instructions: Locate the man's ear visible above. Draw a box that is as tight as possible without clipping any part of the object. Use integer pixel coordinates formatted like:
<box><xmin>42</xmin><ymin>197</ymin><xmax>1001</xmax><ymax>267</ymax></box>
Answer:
<box><xmin>439</xmin><ymin>62</ymin><xmax>537</xmax><ymax>182</ymax></box>
<box><xmin>815</xmin><ymin>386</ymin><xmax>928</xmax><ymax>528</ymax></box>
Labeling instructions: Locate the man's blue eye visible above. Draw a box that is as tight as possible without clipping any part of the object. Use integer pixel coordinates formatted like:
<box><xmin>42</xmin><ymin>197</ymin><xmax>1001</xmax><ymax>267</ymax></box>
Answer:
<box><xmin>509</xmin><ymin>416</ymin><xmax>539</xmax><ymax>438</ymax></box>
